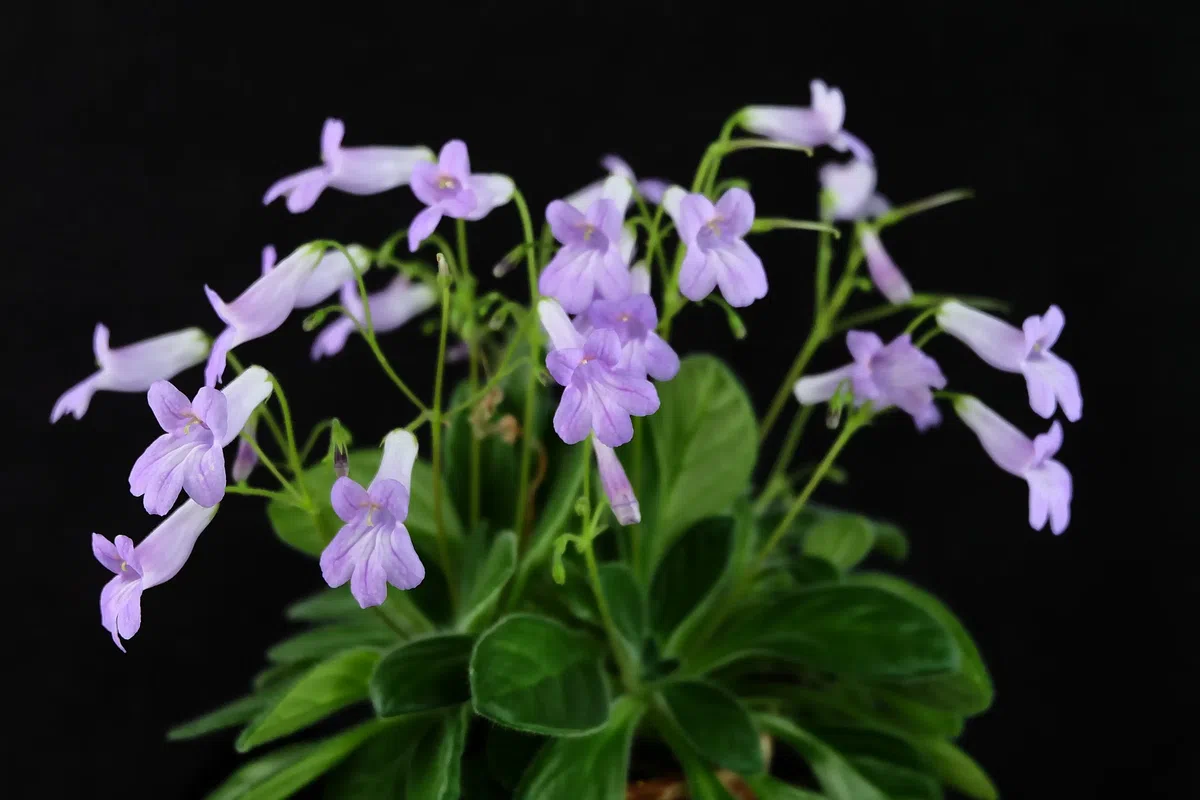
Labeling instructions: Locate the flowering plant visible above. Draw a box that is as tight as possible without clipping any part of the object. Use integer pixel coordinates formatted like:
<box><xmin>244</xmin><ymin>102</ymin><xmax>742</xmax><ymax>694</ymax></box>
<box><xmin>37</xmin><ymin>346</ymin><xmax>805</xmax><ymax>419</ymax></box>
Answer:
<box><xmin>60</xmin><ymin>80</ymin><xmax>1079</xmax><ymax>799</ymax></box>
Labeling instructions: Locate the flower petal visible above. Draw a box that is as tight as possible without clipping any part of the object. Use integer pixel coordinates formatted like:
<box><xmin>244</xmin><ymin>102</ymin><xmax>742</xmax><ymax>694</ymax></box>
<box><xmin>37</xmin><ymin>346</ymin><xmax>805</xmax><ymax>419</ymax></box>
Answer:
<box><xmin>538</xmin><ymin>298</ymin><xmax>586</xmax><ymax>351</ymax></box>
<box><xmin>953</xmin><ymin>396</ymin><xmax>1036</xmax><ymax>477</ymax></box>
<box><xmin>373</xmin><ymin>430</ymin><xmax>419</xmax><ymax>490</ymax></box>
<box><xmin>553</xmin><ymin>384</ymin><xmax>592</xmax><ymax>444</ymax></box>
<box><xmin>331</xmin><ymin>477</ymin><xmax>371</xmax><ymax>522</ymax></box>
<box><xmin>407</xmin><ymin>206</ymin><xmax>444</xmax><ymax>253</ymax></box>
<box><xmin>937</xmin><ymin>301</ymin><xmax>1028</xmax><ymax>372</ymax></box>
<box><xmin>134</xmin><ymin>500</ymin><xmax>220</xmax><ymax>588</ymax></box>
<box><xmin>793</xmin><ymin>364</ymin><xmax>856</xmax><ymax>405</ymax></box>
<box><xmin>147</xmin><ymin>381</ymin><xmax>194</xmax><ymax>435</ymax></box>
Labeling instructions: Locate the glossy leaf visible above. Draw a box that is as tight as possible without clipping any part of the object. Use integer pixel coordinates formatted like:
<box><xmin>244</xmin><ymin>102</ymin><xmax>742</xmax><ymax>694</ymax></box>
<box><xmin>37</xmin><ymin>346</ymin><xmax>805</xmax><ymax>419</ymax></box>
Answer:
<box><xmin>236</xmin><ymin>648</ymin><xmax>379</xmax><ymax>752</ymax></box>
<box><xmin>459</xmin><ymin>531</ymin><xmax>517</xmax><ymax>632</ymax></box>
<box><xmin>693</xmin><ymin>585</ymin><xmax>960</xmax><ymax>679</ymax></box>
<box><xmin>757</xmin><ymin>715</ymin><xmax>888</xmax><ymax>800</ymax></box>
<box><xmin>849</xmin><ymin>757</ymin><xmax>941</xmax><ymax>800</ymax></box>
<box><xmin>642</xmin><ymin>356</ymin><xmax>757</xmax><ymax>579</ymax></box>
<box><xmin>650</xmin><ymin>516</ymin><xmax>734</xmax><ymax>638</ymax></box>
<box><xmin>486</xmin><ymin>726</ymin><xmax>547</xmax><ymax>791</ymax></box>
<box><xmin>599</xmin><ymin>562</ymin><xmax>646</xmax><ymax>653</ymax></box>
<box><xmin>323</xmin><ymin>716</ymin><xmax>434</xmax><ymax>799</ymax></box>
<box><xmin>369</xmin><ymin>634</ymin><xmax>473</xmax><ymax>717</ymax></box>
<box><xmin>790</xmin><ymin>555</ymin><xmax>841</xmax><ymax>585</ymax></box>
<box><xmin>851</xmin><ymin>573</ymin><xmax>993</xmax><ymax>714</ymax></box>
<box><xmin>445</xmin><ymin>381</ymin><xmax>522</xmax><ymax>527</ymax></box>
<box><xmin>285</xmin><ymin>586</ymin><xmax>365</xmax><ymax>622</ymax></box>
<box><xmin>168</xmin><ymin>694</ymin><xmax>268</xmax><ymax>741</ymax></box>
<box><xmin>801</xmin><ymin>514</ymin><xmax>874</xmax><ymax>570</ymax></box>
<box><xmin>207</xmin><ymin>721</ymin><xmax>386</xmax><ymax>800</ymax></box>
<box><xmin>659</xmin><ymin>680</ymin><xmax>764</xmax><ymax>775</ymax></box>
<box><xmin>406</xmin><ymin>707</ymin><xmax>469</xmax><ymax>800</ymax></box>
<box><xmin>470</xmin><ymin>613</ymin><xmax>610</xmax><ymax>736</ymax></box>
<box><xmin>515</xmin><ymin>697</ymin><xmax>643</xmax><ymax>799</ymax></box>
<box><xmin>655</xmin><ymin>705</ymin><xmax>739</xmax><ymax>800</ymax></box>
<box><xmin>516</xmin><ymin>442</ymin><xmax>589</xmax><ymax>590</ymax></box>
<box><xmin>917</xmin><ymin>739</ymin><xmax>999</xmax><ymax>800</ymax></box>
<box><xmin>266</xmin><ymin>623</ymin><xmax>396</xmax><ymax>664</ymax></box>
<box><xmin>744</xmin><ymin>775</ymin><xmax>828</xmax><ymax>799</ymax></box>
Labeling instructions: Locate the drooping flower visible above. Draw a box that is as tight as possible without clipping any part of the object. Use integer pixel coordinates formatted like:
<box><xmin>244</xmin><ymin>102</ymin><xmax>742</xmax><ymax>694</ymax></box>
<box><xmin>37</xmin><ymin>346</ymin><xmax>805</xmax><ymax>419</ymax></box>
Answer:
<box><xmin>566</xmin><ymin>154</ymin><xmax>669</xmax><ymax>211</ymax></box>
<box><xmin>203</xmin><ymin>244</ymin><xmax>324</xmax><ymax>386</ymax></box>
<box><xmin>263</xmin><ymin>118</ymin><xmax>434</xmax><ymax>213</ymax></box>
<box><xmin>539</xmin><ymin>299</ymin><xmax>659</xmax><ymax>447</ymax></box>
<box><xmin>593</xmin><ymin>439</ymin><xmax>640</xmax><ymax>525</ymax></box>
<box><xmin>676</xmin><ymin>188</ymin><xmax>767</xmax><ymax>308</ymax></box>
<box><xmin>129</xmin><ymin>366</ymin><xmax>273</xmax><ymax>515</ymax></box>
<box><xmin>260</xmin><ymin>243</ymin><xmax>373</xmax><ymax>310</ymax></box>
<box><xmin>231</xmin><ymin>413</ymin><xmax>259</xmax><ymax>483</ymax></box>
<box><xmin>93</xmin><ymin>500</ymin><xmax>219</xmax><ymax>651</ymax></box>
<box><xmin>311</xmin><ymin>275</ymin><xmax>437</xmax><ymax>360</ymax></box>
<box><xmin>937</xmin><ymin>302</ymin><xmax>1082</xmax><ymax>422</ymax></box>
<box><xmin>51</xmin><ymin>325</ymin><xmax>209</xmax><ymax>423</ymax></box>
<box><xmin>859</xmin><ymin>228</ymin><xmax>913</xmax><ymax>304</ymax></box>
<box><xmin>320</xmin><ymin>430</ymin><xmax>425</xmax><ymax>607</ymax></box>
<box><xmin>954</xmin><ymin>396</ymin><xmax>1072</xmax><ymax>534</ymax></box>
<box><xmin>407</xmin><ymin>140</ymin><xmax>515</xmax><ymax>252</ymax></box>
<box><xmin>538</xmin><ymin>176</ymin><xmax>634</xmax><ymax>313</ymax></box>
<box><xmin>741</xmin><ymin>79</ymin><xmax>873</xmax><ymax>161</ymax></box>
<box><xmin>819</xmin><ymin>159</ymin><xmax>888</xmax><ymax>221</ymax></box>
<box><xmin>586</xmin><ymin>292</ymin><xmax>679</xmax><ymax>381</ymax></box>
<box><xmin>794</xmin><ymin>331</ymin><xmax>946</xmax><ymax>430</ymax></box>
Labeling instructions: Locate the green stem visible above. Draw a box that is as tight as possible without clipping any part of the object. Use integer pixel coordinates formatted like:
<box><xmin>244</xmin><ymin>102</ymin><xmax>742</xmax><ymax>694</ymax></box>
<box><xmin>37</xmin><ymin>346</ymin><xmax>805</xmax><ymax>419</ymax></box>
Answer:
<box><xmin>904</xmin><ymin>305</ymin><xmax>942</xmax><ymax>336</ymax></box>
<box><xmin>752</xmin><ymin>218</ymin><xmax>840</xmax><ymax>236</ymax></box>
<box><xmin>511</xmin><ymin>188</ymin><xmax>541</xmax><ymax>543</ymax></box>
<box><xmin>583</xmin><ymin>538</ymin><xmax>638</xmax><ymax>691</ymax></box>
<box><xmin>755</xmin><ymin>404</ymin><xmax>816</xmax><ymax>513</ymax></box>
<box><xmin>430</xmin><ymin>268</ymin><xmax>458</xmax><ymax>609</ymax></box>
<box><xmin>268</xmin><ymin>376</ymin><xmax>307</xmax><ymax>498</ymax></box>
<box><xmin>444</xmin><ymin>358</ymin><xmax>532</xmax><ymax>418</ymax></box>
<box><xmin>759</xmin><ymin>329</ymin><xmax>823</xmax><ymax>442</ymax></box>
<box><xmin>297</xmin><ymin>420</ymin><xmax>335</xmax><ymax>466</ymax></box>
<box><xmin>815</xmin><ymin>228</ymin><xmax>833</xmax><ymax>318</ymax></box>
<box><xmin>455</xmin><ymin>218</ymin><xmax>470</xmax><ymax>276</ymax></box>
<box><xmin>239</xmin><ymin>431</ymin><xmax>305</xmax><ymax>506</ymax></box>
<box><xmin>915</xmin><ymin>327</ymin><xmax>943</xmax><ymax>349</ymax></box>
<box><xmin>225</xmin><ymin>484</ymin><xmax>294</xmax><ymax>504</ymax></box>
<box><xmin>226</xmin><ymin>353</ymin><xmax>288</xmax><ymax>455</ymax></box>
<box><xmin>458</xmin><ymin>218</ymin><xmax>482</xmax><ymax>532</ymax></box>
<box><xmin>630</xmin><ymin>416</ymin><xmax>644</xmax><ymax>578</ymax></box>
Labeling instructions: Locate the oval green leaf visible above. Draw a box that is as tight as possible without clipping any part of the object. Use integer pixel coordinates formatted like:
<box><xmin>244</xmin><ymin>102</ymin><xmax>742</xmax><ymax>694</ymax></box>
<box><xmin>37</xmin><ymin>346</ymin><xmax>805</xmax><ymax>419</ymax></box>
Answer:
<box><xmin>659</xmin><ymin>679</ymin><xmax>764</xmax><ymax>775</ymax></box>
<box><xmin>459</xmin><ymin>531</ymin><xmax>517</xmax><ymax>633</ymax></box>
<box><xmin>515</xmin><ymin>697</ymin><xmax>644</xmax><ymax>799</ymax></box>
<box><xmin>757</xmin><ymin>715</ymin><xmax>888</xmax><ymax>800</ymax></box>
<box><xmin>406</xmin><ymin>707</ymin><xmax>469</xmax><ymax>800</ymax></box>
<box><xmin>369</xmin><ymin>634</ymin><xmax>473</xmax><ymax>717</ymax></box>
<box><xmin>650</xmin><ymin>516</ymin><xmax>734</xmax><ymax>637</ymax></box>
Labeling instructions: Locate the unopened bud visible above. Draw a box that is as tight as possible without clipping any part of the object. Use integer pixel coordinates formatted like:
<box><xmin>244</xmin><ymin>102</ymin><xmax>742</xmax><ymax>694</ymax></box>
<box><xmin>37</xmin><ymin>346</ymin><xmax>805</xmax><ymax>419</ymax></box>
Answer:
<box><xmin>333</xmin><ymin>443</ymin><xmax>349</xmax><ymax>478</ymax></box>
<box><xmin>436</xmin><ymin>253</ymin><xmax>451</xmax><ymax>287</ymax></box>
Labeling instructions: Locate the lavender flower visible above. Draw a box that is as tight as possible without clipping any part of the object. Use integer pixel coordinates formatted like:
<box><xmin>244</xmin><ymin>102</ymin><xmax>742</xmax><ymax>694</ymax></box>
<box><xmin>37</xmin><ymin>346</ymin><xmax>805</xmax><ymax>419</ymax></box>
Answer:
<box><xmin>51</xmin><ymin>325</ymin><xmax>209</xmax><ymax>423</ymax></box>
<box><xmin>794</xmin><ymin>331</ymin><xmax>946</xmax><ymax>430</ymax></box>
<box><xmin>310</xmin><ymin>275</ymin><xmax>436</xmax><ymax>360</ymax></box>
<box><xmin>203</xmin><ymin>244</ymin><xmax>324</xmax><ymax>386</ymax></box>
<box><xmin>263</xmin><ymin>118</ymin><xmax>434</xmax><ymax>213</ymax></box>
<box><xmin>593</xmin><ymin>439</ymin><xmax>639</xmax><ymax>525</ymax></box>
<box><xmin>586</xmin><ymin>293</ymin><xmax>679</xmax><ymax>381</ymax></box>
<box><xmin>567</xmin><ymin>154</ymin><xmax>669</xmax><ymax>211</ymax></box>
<box><xmin>129</xmin><ymin>367</ymin><xmax>273</xmax><ymax>514</ymax></box>
<box><xmin>954</xmin><ymin>396</ymin><xmax>1072</xmax><ymax>534</ymax></box>
<box><xmin>860</xmin><ymin>229</ymin><xmax>913</xmax><ymax>304</ymax></box>
<box><xmin>231</xmin><ymin>414</ymin><xmax>258</xmax><ymax>483</ymax></box>
<box><xmin>819</xmin><ymin>159</ymin><xmax>888</xmax><ymax>221</ymax></box>
<box><xmin>741</xmin><ymin>79</ymin><xmax>873</xmax><ymax>161</ymax></box>
<box><xmin>320</xmin><ymin>430</ymin><xmax>425</xmax><ymax>607</ymax></box>
<box><xmin>93</xmin><ymin>500</ymin><xmax>218</xmax><ymax>651</ymax></box>
<box><xmin>407</xmin><ymin>140</ymin><xmax>515</xmax><ymax>252</ymax></box>
<box><xmin>937</xmin><ymin>302</ymin><xmax>1082</xmax><ymax>422</ymax></box>
<box><xmin>539</xmin><ymin>299</ymin><xmax>659</xmax><ymax>447</ymax></box>
<box><xmin>676</xmin><ymin>188</ymin><xmax>767</xmax><ymax>308</ymax></box>
<box><xmin>538</xmin><ymin>177</ymin><xmax>634</xmax><ymax>314</ymax></box>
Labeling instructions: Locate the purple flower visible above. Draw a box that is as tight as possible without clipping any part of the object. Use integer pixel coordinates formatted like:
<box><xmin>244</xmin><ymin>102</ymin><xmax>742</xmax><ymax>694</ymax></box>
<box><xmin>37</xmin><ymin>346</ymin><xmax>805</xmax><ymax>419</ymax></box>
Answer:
<box><xmin>320</xmin><ymin>430</ymin><xmax>425</xmax><ymax>607</ymax></box>
<box><xmin>741</xmin><ymin>79</ymin><xmax>873</xmax><ymax>161</ymax></box>
<box><xmin>819</xmin><ymin>159</ymin><xmax>889</xmax><ymax>221</ymax></box>
<box><xmin>937</xmin><ymin>302</ymin><xmax>1082</xmax><ymax>422</ymax></box>
<box><xmin>311</xmin><ymin>275</ymin><xmax>437</xmax><ymax>360</ymax></box>
<box><xmin>676</xmin><ymin>188</ymin><xmax>767</xmax><ymax>308</ymax></box>
<box><xmin>203</xmin><ymin>244</ymin><xmax>324</xmax><ymax>386</ymax></box>
<box><xmin>567</xmin><ymin>154</ymin><xmax>669</xmax><ymax>211</ymax></box>
<box><xmin>794</xmin><ymin>331</ymin><xmax>946</xmax><ymax>430</ymax></box>
<box><xmin>593</xmin><ymin>439</ymin><xmax>639</xmax><ymax>525</ymax></box>
<box><xmin>263</xmin><ymin>118</ymin><xmax>435</xmax><ymax>213</ymax></box>
<box><xmin>407</xmin><ymin>140</ymin><xmax>515</xmax><ymax>252</ymax></box>
<box><xmin>51</xmin><ymin>324</ymin><xmax>209</xmax><ymax>423</ymax></box>
<box><xmin>954</xmin><ymin>396</ymin><xmax>1072</xmax><ymax>534</ymax></box>
<box><xmin>860</xmin><ymin>229</ymin><xmax>913</xmax><ymax>304</ymax></box>
<box><xmin>539</xmin><ymin>177</ymin><xmax>634</xmax><ymax>314</ymax></box>
<box><xmin>231</xmin><ymin>414</ymin><xmax>258</xmax><ymax>483</ymax></box>
<box><xmin>539</xmin><ymin>299</ymin><xmax>659</xmax><ymax>447</ymax></box>
<box><xmin>586</xmin><ymin>293</ymin><xmax>679</xmax><ymax>381</ymax></box>
<box><xmin>129</xmin><ymin>367</ymin><xmax>273</xmax><ymax>515</ymax></box>
<box><xmin>93</xmin><ymin>500</ymin><xmax>219</xmax><ymax>651</ymax></box>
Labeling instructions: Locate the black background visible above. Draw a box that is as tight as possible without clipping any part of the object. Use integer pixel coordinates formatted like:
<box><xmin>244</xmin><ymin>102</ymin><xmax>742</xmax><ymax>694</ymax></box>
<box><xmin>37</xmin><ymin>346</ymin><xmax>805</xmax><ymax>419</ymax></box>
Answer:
<box><xmin>5</xmin><ymin>3</ymin><xmax>1194</xmax><ymax>798</ymax></box>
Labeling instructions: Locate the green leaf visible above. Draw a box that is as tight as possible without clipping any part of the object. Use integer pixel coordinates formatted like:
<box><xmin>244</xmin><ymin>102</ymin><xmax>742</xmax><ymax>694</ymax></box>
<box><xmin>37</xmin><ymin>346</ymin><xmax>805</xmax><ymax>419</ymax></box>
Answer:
<box><xmin>517</xmin><ymin>442</ymin><xmax>588</xmax><ymax>588</ymax></box>
<box><xmin>515</xmin><ymin>696</ymin><xmax>644</xmax><ymax>799</ymax></box>
<box><xmin>486</xmin><ymin>726</ymin><xmax>547</xmax><ymax>791</ymax></box>
<box><xmin>654</xmin><ymin>706</ymin><xmax>738</xmax><ymax>800</ymax></box>
<box><xmin>253</xmin><ymin>660</ymin><xmax>313</xmax><ymax>692</ymax></box>
<box><xmin>642</xmin><ymin>355</ymin><xmax>757</xmax><ymax>579</ymax></box>
<box><xmin>206</xmin><ymin>720</ymin><xmax>386</xmax><ymax>800</ymax></box>
<box><xmin>406</xmin><ymin>707</ymin><xmax>469</xmax><ymax>800</ymax></box>
<box><xmin>851</xmin><ymin>573</ymin><xmax>993</xmax><ymax>714</ymax></box>
<box><xmin>809</xmin><ymin>726</ymin><xmax>927</xmax><ymax>771</ymax></box>
<box><xmin>650</xmin><ymin>516</ymin><xmax>734</xmax><ymax>638</ymax></box>
<box><xmin>322</xmin><ymin>716</ymin><xmax>432</xmax><ymax>799</ymax></box>
<box><xmin>285</xmin><ymin>587</ymin><xmax>367</xmax><ymax>622</ymax></box>
<box><xmin>470</xmin><ymin>613</ymin><xmax>611</xmax><ymax>736</ymax></box>
<box><xmin>790</xmin><ymin>555</ymin><xmax>841</xmax><ymax>585</ymax></box>
<box><xmin>599</xmin><ymin>562</ymin><xmax>646</xmax><ymax>653</ymax></box>
<box><xmin>916</xmin><ymin>739</ymin><xmax>998</xmax><ymax>800</ymax></box>
<box><xmin>168</xmin><ymin>694</ymin><xmax>268</xmax><ymax>741</ymax></box>
<box><xmin>802</xmin><ymin>514</ymin><xmax>874</xmax><ymax>570</ymax></box>
<box><xmin>693</xmin><ymin>584</ymin><xmax>959</xmax><ymax>679</ymax></box>
<box><xmin>266</xmin><ymin>623</ymin><xmax>396</xmax><ymax>663</ymax></box>
<box><xmin>757</xmin><ymin>715</ymin><xmax>888</xmax><ymax>800</ymax></box>
<box><xmin>445</xmin><ymin>381</ymin><xmax>522</xmax><ymax>527</ymax></box>
<box><xmin>266</xmin><ymin>448</ymin><xmax>463</xmax><ymax>561</ymax></box>
<box><xmin>744</xmin><ymin>775</ymin><xmax>828</xmax><ymax>799</ymax></box>
<box><xmin>659</xmin><ymin>680</ymin><xmax>764</xmax><ymax>775</ymax></box>
<box><xmin>369</xmin><ymin>634</ymin><xmax>473</xmax><ymax>717</ymax></box>
<box><xmin>849</xmin><ymin>758</ymin><xmax>941</xmax><ymax>800</ymax></box>
<box><xmin>871</xmin><ymin>521</ymin><xmax>909</xmax><ymax>561</ymax></box>
<box><xmin>236</xmin><ymin>648</ymin><xmax>379</xmax><ymax>752</ymax></box>
<box><xmin>458</xmin><ymin>531</ymin><xmax>517</xmax><ymax>632</ymax></box>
